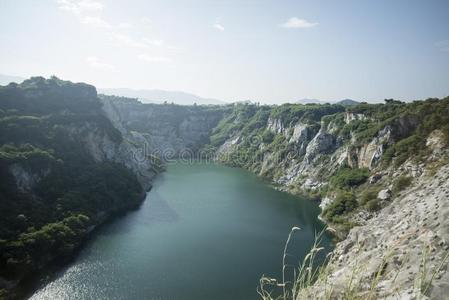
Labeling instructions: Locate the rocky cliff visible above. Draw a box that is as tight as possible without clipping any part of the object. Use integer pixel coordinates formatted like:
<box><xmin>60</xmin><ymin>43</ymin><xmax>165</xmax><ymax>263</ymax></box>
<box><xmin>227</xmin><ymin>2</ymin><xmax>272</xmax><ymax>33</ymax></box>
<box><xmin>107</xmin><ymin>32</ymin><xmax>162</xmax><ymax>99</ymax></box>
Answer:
<box><xmin>211</xmin><ymin>101</ymin><xmax>448</xmax><ymax>212</ymax></box>
<box><xmin>100</xmin><ymin>95</ymin><xmax>226</xmax><ymax>160</ymax></box>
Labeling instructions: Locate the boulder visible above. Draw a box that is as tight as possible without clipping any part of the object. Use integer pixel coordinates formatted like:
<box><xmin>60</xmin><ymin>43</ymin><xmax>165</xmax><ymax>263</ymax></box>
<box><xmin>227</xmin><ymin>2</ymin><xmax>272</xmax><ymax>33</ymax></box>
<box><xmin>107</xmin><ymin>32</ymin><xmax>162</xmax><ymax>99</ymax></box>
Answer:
<box><xmin>377</xmin><ymin>189</ymin><xmax>392</xmax><ymax>201</ymax></box>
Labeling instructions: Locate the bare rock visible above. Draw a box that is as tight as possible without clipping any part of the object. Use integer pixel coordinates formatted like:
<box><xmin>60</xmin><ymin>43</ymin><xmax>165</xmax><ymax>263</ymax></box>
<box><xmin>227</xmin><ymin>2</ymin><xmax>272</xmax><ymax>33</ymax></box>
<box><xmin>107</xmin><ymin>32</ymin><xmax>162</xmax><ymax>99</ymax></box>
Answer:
<box><xmin>378</xmin><ymin>189</ymin><xmax>392</xmax><ymax>201</ymax></box>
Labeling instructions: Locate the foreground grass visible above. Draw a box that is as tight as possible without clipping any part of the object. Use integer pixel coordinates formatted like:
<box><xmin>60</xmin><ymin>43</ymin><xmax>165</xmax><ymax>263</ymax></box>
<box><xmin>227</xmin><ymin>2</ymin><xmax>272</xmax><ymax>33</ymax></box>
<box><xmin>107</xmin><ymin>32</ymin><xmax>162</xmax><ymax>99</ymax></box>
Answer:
<box><xmin>258</xmin><ymin>227</ymin><xmax>449</xmax><ymax>300</ymax></box>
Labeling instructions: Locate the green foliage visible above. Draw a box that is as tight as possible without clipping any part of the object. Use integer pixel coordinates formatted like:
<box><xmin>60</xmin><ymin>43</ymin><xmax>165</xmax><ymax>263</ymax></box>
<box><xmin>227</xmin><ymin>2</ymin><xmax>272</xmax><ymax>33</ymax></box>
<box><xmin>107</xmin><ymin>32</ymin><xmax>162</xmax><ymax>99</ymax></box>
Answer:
<box><xmin>329</xmin><ymin>167</ymin><xmax>369</xmax><ymax>189</ymax></box>
<box><xmin>0</xmin><ymin>144</ymin><xmax>57</xmax><ymax>170</ymax></box>
<box><xmin>360</xmin><ymin>186</ymin><xmax>381</xmax><ymax>206</ymax></box>
<box><xmin>323</xmin><ymin>191</ymin><xmax>358</xmax><ymax>222</ymax></box>
<box><xmin>360</xmin><ymin>186</ymin><xmax>383</xmax><ymax>212</ymax></box>
<box><xmin>365</xmin><ymin>198</ymin><xmax>381</xmax><ymax>212</ymax></box>
<box><xmin>345</xmin><ymin>97</ymin><xmax>449</xmax><ymax>166</ymax></box>
<box><xmin>383</xmin><ymin>135</ymin><xmax>422</xmax><ymax>167</ymax></box>
<box><xmin>261</xmin><ymin>130</ymin><xmax>275</xmax><ymax>143</ymax></box>
<box><xmin>392</xmin><ymin>176</ymin><xmax>412</xmax><ymax>194</ymax></box>
<box><xmin>2</xmin><ymin>215</ymin><xmax>90</xmax><ymax>276</ymax></box>
<box><xmin>269</xmin><ymin>103</ymin><xmax>345</xmax><ymax>126</ymax></box>
<box><xmin>0</xmin><ymin>77</ymin><xmax>144</xmax><ymax>284</ymax></box>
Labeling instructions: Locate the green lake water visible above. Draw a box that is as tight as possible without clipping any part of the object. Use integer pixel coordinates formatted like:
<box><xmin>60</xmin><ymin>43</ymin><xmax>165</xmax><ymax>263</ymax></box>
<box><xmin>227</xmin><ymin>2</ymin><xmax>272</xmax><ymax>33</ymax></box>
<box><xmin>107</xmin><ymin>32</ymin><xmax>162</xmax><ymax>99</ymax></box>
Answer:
<box><xmin>30</xmin><ymin>162</ymin><xmax>332</xmax><ymax>300</ymax></box>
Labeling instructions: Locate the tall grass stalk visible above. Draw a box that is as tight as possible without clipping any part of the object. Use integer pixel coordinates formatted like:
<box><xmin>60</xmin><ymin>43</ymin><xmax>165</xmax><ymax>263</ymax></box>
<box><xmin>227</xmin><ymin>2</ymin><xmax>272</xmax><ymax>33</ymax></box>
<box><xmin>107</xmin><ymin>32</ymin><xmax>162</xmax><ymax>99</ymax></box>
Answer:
<box><xmin>258</xmin><ymin>227</ymin><xmax>449</xmax><ymax>300</ymax></box>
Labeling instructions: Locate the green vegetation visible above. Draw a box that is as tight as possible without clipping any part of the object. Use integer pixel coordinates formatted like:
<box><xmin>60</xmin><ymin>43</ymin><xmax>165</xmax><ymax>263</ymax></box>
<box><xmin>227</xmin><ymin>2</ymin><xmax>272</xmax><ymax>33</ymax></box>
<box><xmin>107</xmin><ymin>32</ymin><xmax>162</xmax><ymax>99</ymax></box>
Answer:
<box><xmin>392</xmin><ymin>176</ymin><xmax>413</xmax><ymax>195</ymax></box>
<box><xmin>360</xmin><ymin>186</ymin><xmax>382</xmax><ymax>212</ymax></box>
<box><xmin>2</xmin><ymin>215</ymin><xmax>90</xmax><ymax>277</ymax></box>
<box><xmin>0</xmin><ymin>77</ymin><xmax>144</xmax><ymax>293</ymax></box>
<box><xmin>329</xmin><ymin>167</ymin><xmax>369</xmax><ymax>190</ymax></box>
<box><xmin>269</xmin><ymin>103</ymin><xmax>345</xmax><ymax>126</ymax></box>
<box><xmin>322</xmin><ymin>191</ymin><xmax>357</xmax><ymax>222</ymax></box>
<box><xmin>346</xmin><ymin>98</ymin><xmax>449</xmax><ymax>165</ymax></box>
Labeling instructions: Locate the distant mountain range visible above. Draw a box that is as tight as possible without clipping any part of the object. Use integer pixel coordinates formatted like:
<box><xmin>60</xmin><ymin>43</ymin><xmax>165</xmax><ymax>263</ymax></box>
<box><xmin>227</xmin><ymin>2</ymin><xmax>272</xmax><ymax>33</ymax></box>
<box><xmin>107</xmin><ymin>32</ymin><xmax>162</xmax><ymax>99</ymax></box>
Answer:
<box><xmin>0</xmin><ymin>74</ymin><xmax>25</xmax><ymax>85</ymax></box>
<box><xmin>335</xmin><ymin>99</ymin><xmax>360</xmax><ymax>106</ymax></box>
<box><xmin>99</xmin><ymin>88</ymin><xmax>226</xmax><ymax>106</ymax></box>
<box><xmin>295</xmin><ymin>98</ymin><xmax>326</xmax><ymax>104</ymax></box>
<box><xmin>0</xmin><ymin>74</ymin><xmax>226</xmax><ymax>106</ymax></box>
<box><xmin>0</xmin><ymin>74</ymin><xmax>360</xmax><ymax>106</ymax></box>
<box><xmin>295</xmin><ymin>98</ymin><xmax>360</xmax><ymax>106</ymax></box>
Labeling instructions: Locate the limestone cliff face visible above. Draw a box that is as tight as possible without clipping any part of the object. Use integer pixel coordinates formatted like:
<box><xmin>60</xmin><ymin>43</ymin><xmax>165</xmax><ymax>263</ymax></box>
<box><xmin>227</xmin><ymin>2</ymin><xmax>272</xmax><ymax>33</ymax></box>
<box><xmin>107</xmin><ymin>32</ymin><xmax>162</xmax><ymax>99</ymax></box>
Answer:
<box><xmin>215</xmin><ymin>111</ymin><xmax>421</xmax><ymax>193</ymax></box>
<box><xmin>66</xmin><ymin>121</ymin><xmax>156</xmax><ymax>190</ymax></box>
<box><xmin>344</xmin><ymin>111</ymin><xmax>368</xmax><ymax>123</ymax></box>
<box><xmin>267</xmin><ymin>117</ymin><xmax>288</xmax><ymax>135</ymax></box>
<box><xmin>100</xmin><ymin>95</ymin><xmax>225</xmax><ymax>158</ymax></box>
<box><xmin>347</xmin><ymin>126</ymin><xmax>391</xmax><ymax>169</ymax></box>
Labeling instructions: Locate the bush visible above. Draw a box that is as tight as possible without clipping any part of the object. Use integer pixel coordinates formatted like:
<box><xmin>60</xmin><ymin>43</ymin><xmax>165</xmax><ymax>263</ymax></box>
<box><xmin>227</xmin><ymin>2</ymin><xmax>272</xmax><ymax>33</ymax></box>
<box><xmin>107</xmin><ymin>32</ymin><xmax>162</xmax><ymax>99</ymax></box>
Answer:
<box><xmin>392</xmin><ymin>176</ymin><xmax>412</xmax><ymax>194</ymax></box>
<box><xmin>365</xmin><ymin>199</ymin><xmax>381</xmax><ymax>212</ymax></box>
<box><xmin>360</xmin><ymin>186</ymin><xmax>381</xmax><ymax>206</ymax></box>
<box><xmin>330</xmin><ymin>167</ymin><xmax>369</xmax><ymax>189</ymax></box>
<box><xmin>323</xmin><ymin>191</ymin><xmax>358</xmax><ymax>222</ymax></box>
<box><xmin>261</xmin><ymin>130</ymin><xmax>274</xmax><ymax>143</ymax></box>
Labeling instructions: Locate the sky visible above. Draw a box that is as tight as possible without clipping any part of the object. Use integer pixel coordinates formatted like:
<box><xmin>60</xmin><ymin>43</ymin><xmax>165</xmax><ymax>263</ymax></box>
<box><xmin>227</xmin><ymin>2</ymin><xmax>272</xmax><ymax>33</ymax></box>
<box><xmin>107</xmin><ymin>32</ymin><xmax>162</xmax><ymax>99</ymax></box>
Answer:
<box><xmin>0</xmin><ymin>0</ymin><xmax>448</xmax><ymax>103</ymax></box>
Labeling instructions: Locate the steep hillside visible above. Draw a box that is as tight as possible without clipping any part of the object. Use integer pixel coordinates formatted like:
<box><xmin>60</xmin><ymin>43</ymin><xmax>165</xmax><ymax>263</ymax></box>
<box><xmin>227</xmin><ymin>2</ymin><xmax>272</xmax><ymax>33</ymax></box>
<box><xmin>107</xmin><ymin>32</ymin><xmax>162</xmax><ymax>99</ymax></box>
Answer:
<box><xmin>0</xmin><ymin>77</ymin><xmax>157</xmax><ymax>298</ymax></box>
<box><xmin>208</xmin><ymin>99</ymin><xmax>449</xmax><ymax>234</ymax></box>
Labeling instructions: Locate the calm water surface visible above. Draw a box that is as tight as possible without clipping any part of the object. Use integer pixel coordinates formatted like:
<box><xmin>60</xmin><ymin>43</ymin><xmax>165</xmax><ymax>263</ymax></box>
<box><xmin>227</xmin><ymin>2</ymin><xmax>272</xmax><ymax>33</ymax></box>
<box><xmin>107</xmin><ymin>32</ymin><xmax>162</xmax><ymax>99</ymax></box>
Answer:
<box><xmin>30</xmin><ymin>162</ymin><xmax>332</xmax><ymax>300</ymax></box>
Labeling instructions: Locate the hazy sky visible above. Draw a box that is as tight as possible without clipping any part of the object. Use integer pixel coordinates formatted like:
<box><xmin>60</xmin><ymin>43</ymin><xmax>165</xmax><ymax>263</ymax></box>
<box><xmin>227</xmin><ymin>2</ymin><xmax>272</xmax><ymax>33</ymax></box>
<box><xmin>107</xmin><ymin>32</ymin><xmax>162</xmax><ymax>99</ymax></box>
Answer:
<box><xmin>1</xmin><ymin>0</ymin><xmax>448</xmax><ymax>103</ymax></box>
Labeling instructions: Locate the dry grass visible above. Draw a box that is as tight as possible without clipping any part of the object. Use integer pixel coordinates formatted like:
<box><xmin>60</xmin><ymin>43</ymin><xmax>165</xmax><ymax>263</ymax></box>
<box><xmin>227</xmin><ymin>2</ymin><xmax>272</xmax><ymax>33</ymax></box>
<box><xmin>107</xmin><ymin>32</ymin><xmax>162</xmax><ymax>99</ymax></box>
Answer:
<box><xmin>258</xmin><ymin>227</ymin><xmax>449</xmax><ymax>300</ymax></box>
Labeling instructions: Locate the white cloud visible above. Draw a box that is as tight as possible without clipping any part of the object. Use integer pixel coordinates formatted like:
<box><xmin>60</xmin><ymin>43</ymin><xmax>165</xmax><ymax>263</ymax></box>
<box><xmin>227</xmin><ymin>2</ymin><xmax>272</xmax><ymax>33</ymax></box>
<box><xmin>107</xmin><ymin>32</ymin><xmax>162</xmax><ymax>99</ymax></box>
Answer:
<box><xmin>142</xmin><ymin>38</ymin><xmax>164</xmax><ymax>47</ymax></box>
<box><xmin>56</xmin><ymin>0</ymin><xmax>103</xmax><ymax>14</ymax></box>
<box><xmin>213</xmin><ymin>23</ymin><xmax>225</xmax><ymax>31</ymax></box>
<box><xmin>80</xmin><ymin>16</ymin><xmax>111</xmax><ymax>28</ymax></box>
<box><xmin>435</xmin><ymin>40</ymin><xmax>449</xmax><ymax>52</ymax></box>
<box><xmin>86</xmin><ymin>56</ymin><xmax>115</xmax><ymax>70</ymax></box>
<box><xmin>138</xmin><ymin>54</ymin><xmax>172</xmax><ymax>63</ymax></box>
<box><xmin>117</xmin><ymin>22</ymin><xmax>133</xmax><ymax>29</ymax></box>
<box><xmin>140</xmin><ymin>17</ymin><xmax>152</xmax><ymax>28</ymax></box>
<box><xmin>78</xmin><ymin>0</ymin><xmax>103</xmax><ymax>11</ymax></box>
<box><xmin>213</xmin><ymin>17</ymin><xmax>225</xmax><ymax>31</ymax></box>
<box><xmin>57</xmin><ymin>1</ymin><xmax>176</xmax><ymax>60</ymax></box>
<box><xmin>110</xmin><ymin>33</ymin><xmax>152</xmax><ymax>49</ymax></box>
<box><xmin>280</xmin><ymin>17</ymin><xmax>318</xmax><ymax>29</ymax></box>
<box><xmin>110</xmin><ymin>34</ymin><xmax>166</xmax><ymax>49</ymax></box>
<box><xmin>56</xmin><ymin>0</ymin><xmax>110</xmax><ymax>29</ymax></box>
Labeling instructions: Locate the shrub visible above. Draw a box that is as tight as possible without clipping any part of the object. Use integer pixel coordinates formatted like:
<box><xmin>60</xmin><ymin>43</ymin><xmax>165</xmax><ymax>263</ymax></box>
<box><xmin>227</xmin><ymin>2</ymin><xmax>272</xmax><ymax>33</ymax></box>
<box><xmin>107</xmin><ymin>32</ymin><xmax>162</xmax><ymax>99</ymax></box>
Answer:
<box><xmin>360</xmin><ymin>186</ymin><xmax>381</xmax><ymax>206</ymax></box>
<box><xmin>392</xmin><ymin>176</ymin><xmax>412</xmax><ymax>194</ymax></box>
<box><xmin>261</xmin><ymin>130</ymin><xmax>275</xmax><ymax>143</ymax></box>
<box><xmin>365</xmin><ymin>199</ymin><xmax>381</xmax><ymax>212</ymax></box>
<box><xmin>323</xmin><ymin>191</ymin><xmax>358</xmax><ymax>222</ymax></box>
<box><xmin>330</xmin><ymin>167</ymin><xmax>369</xmax><ymax>189</ymax></box>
